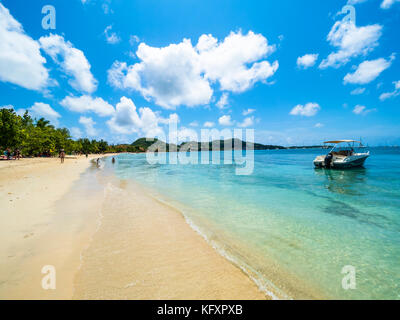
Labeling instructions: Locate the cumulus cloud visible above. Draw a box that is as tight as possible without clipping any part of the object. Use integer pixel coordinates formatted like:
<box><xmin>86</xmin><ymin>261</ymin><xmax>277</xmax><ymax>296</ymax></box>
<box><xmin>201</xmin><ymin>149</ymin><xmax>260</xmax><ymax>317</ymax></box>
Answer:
<box><xmin>104</xmin><ymin>25</ymin><xmax>121</xmax><ymax>44</ymax></box>
<box><xmin>319</xmin><ymin>19</ymin><xmax>382</xmax><ymax>69</ymax></box>
<box><xmin>14</xmin><ymin>102</ymin><xmax>61</xmax><ymax>126</ymax></box>
<box><xmin>315</xmin><ymin>123</ymin><xmax>324</xmax><ymax>128</ymax></box>
<box><xmin>344</xmin><ymin>57</ymin><xmax>393</xmax><ymax>84</ymax></box>
<box><xmin>297</xmin><ymin>54</ymin><xmax>318</xmax><ymax>69</ymax></box>
<box><xmin>60</xmin><ymin>95</ymin><xmax>115</xmax><ymax>117</ymax></box>
<box><xmin>39</xmin><ymin>34</ymin><xmax>98</xmax><ymax>94</ymax></box>
<box><xmin>107</xmin><ymin>96</ymin><xmax>175</xmax><ymax>137</ymax></box>
<box><xmin>216</xmin><ymin>93</ymin><xmax>229</xmax><ymax>109</ymax></box>
<box><xmin>108</xmin><ymin>30</ymin><xmax>278</xmax><ymax>109</ymax></box>
<box><xmin>204</xmin><ymin>121</ymin><xmax>215</xmax><ymax>128</ymax></box>
<box><xmin>290</xmin><ymin>103</ymin><xmax>320</xmax><ymax>117</ymax></box>
<box><xmin>70</xmin><ymin>127</ymin><xmax>83</xmax><ymax>139</ymax></box>
<box><xmin>379</xmin><ymin>80</ymin><xmax>400</xmax><ymax>101</ymax></box>
<box><xmin>218</xmin><ymin>115</ymin><xmax>234</xmax><ymax>126</ymax></box>
<box><xmin>79</xmin><ymin>116</ymin><xmax>98</xmax><ymax>136</ymax></box>
<box><xmin>197</xmin><ymin>31</ymin><xmax>278</xmax><ymax>92</ymax></box>
<box><xmin>381</xmin><ymin>0</ymin><xmax>400</xmax><ymax>9</ymax></box>
<box><xmin>107</xmin><ymin>41</ymin><xmax>212</xmax><ymax>109</ymax></box>
<box><xmin>30</xmin><ymin>102</ymin><xmax>61</xmax><ymax>125</ymax></box>
<box><xmin>0</xmin><ymin>3</ymin><xmax>49</xmax><ymax>91</ymax></box>
<box><xmin>238</xmin><ymin>116</ymin><xmax>254</xmax><ymax>128</ymax></box>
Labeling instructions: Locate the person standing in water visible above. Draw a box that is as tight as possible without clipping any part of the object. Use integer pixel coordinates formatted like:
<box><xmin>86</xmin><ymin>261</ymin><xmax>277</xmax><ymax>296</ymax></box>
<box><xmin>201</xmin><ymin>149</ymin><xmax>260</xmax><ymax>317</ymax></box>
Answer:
<box><xmin>112</xmin><ymin>157</ymin><xmax>115</xmax><ymax>164</ymax></box>
<box><xmin>59</xmin><ymin>149</ymin><xmax>65</xmax><ymax>163</ymax></box>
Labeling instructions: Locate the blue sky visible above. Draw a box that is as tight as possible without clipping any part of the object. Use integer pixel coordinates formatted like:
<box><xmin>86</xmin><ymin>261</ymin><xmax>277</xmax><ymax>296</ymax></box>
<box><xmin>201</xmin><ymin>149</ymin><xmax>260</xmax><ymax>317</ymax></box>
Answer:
<box><xmin>0</xmin><ymin>0</ymin><xmax>399</xmax><ymax>146</ymax></box>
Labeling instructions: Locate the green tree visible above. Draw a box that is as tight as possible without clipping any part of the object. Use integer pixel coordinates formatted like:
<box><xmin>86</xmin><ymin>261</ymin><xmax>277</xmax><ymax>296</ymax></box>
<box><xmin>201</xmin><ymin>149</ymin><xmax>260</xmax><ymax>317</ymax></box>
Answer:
<box><xmin>0</xmin><ymin>108</ymin><xmax>23</xmax><ymax>151</ymax></box>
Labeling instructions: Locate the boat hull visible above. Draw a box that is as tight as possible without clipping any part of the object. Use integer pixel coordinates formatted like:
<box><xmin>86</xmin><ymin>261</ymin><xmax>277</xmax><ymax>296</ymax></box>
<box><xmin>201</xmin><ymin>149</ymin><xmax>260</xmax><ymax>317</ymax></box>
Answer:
<box><xmin>314</xmin><ymin>154</ymin><xmax>369</xmax><ymax>169</ymax></box>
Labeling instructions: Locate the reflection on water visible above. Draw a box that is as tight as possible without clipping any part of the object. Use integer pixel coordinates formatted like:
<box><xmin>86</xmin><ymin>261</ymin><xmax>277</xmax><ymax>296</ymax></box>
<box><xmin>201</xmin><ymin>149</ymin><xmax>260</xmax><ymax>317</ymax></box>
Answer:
<box><xmin>314</xmin><ymin>168</ymin><xmax>367</xmax><ymax>195</ymax></box>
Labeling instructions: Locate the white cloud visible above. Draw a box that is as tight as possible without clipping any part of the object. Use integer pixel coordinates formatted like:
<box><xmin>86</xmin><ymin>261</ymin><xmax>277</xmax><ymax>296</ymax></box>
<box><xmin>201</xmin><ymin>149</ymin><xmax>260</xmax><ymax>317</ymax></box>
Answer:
<box><xmin>106</xmin><ymin>96</ymin><xmax>171</xmax><ymax>137</ymax></box>
<box><xmin>60</xmin><ymin>95</ymin><xmax>114</xmax><ymax>117</ymax></box>
<box><xmin>107</xmin><ymin>41</ymin><xmax>212</xmax><ymax>109</ymax></box>
<box><xmin>297</xmin><ymin>54</ymin><xmax>318</xmax><ymax>69</ymax></box>
<box><xmin>39</xmin><ymin>34</ymin><xmax>98</xmax><ymax>94</ymax></box>
<box><xmin>189</xmin><ymin>121</ymin><xmax>199</xmax><ymax>127</ymax></box>
<box><xmin>70</xmin><ymin>127</ymin><xmax>83</xmax><ymax>139</ymax></box>
<box><xmin>381</xmin><ymin>0</ymin><xmax>400</xmax><ymax>9</ymax></box>
<box><xmin>0</xmin><ymin>104</ymin><xmax>14</xmax><ymax>110</ymax></box>
<box><xmin>204</xmin><ymin>121</ymin><xmax>215</xmax><ymax>128</ymax></box>
<box><xmin>243</xmin><ymin>108</ymin><xmax>256</xmax><ymax>116</ymax></box>
<box><xmin>353</xmin><ymin>104</ymin><xmax>376</xmax><ymax>115</ymax></box>
<box><xmin>108</xmin><ymin>30</ymin><xmax>278</xmax><ymax>109</ymax></box>
<box><xmin>104</xmin><ymin>25</ymin><xmax>121</xmax><ymax>44</ymax></box>
<box><xmin>198</xmin><ymin>31</ymin><xmax>279</xmax><ymax>93</ymax></box>
<box><xmin>347</xmin><ymin>0</ymin><xmax>368</xmax><ymax>4</ymax></box>
<box><xmin>130</xmin><ymin>35</ymin><xmax>140</xmax><ymax>46</ymax></box>
<box><xmin>0</xmin><ymin>3</ymin><xmax>49</xmax><ymax>91</ymax></box>
<box><xmin>238</xmin><ymin>116</ymin><xmax>254</xmax><ymax>128</ymax></box>
<box><xmin>218</xmin><ymin>115</ymin><xmax>234</xmax><ymax>126</ymax></box>
<box><xmin>315</xmin><ymin>123</ymin><xmax>324</xmax><ymax>128</ymax></box>
<box><xmin>79</xmin><ymin>116</ymin><xmax>98</xmax><ymax>136</ymax></box>
<box><xmin>319</xmin><ymin>19</ymin><xmax>382</xmax><ymax>69</ymax></box>
<box><xmin>350</xmin><ymin>87</ymin><xmax>366</xmax><ymax>95</ymax></box>
<box><xmin>290</xmin><ymin>103</ymin><xmax>320</xmax><ymax>117</ymax></box>
<box><xmin>14</xmin><ymin>102</ymin><xmax>61</xmax><ymax>125</ymax></box>
<box><xmin>29</xmin><ymin>102</ymin><xmax>61</xmax><ymax>125</ymax></box>
<box><xmin>379</xmin><ymin>80</ymin><xmax>400</xmax><ymax>101</ymax></box>
<box><xmin>344</xmin><ymin>57</ymin><xmax>393</xmax><ymax>84</ymax></box>
<box><xmin>216</xmin><ymin>93</ymin><xmax>229</xmax><ymax>109</ymax></box>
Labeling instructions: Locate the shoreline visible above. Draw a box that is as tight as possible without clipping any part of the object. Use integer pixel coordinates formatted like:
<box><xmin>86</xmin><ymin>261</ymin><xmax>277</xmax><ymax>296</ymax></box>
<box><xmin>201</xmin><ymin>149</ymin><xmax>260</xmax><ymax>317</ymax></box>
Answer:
<box><xmin>0</xmin><ymin>155</ymin><xmax>268</xmax><ymax>300</ymax></box>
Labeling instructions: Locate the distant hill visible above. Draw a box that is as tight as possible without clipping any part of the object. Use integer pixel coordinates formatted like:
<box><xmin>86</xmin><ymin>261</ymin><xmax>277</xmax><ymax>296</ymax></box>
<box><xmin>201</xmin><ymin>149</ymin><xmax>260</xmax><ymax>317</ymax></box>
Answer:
<box><xmin>131</xmin><ymin>137</ymin><xmax>178</xmax><ymax>152</ymax></box>
<box><xmin>129</xmin><ymin>138</ymin><xmax>284</xmax><ymax>152</ymax></box>
<box><xmin>178</xmin><ymin>139</ymin><xmax>285</xmax><ymax>151</ymax></box>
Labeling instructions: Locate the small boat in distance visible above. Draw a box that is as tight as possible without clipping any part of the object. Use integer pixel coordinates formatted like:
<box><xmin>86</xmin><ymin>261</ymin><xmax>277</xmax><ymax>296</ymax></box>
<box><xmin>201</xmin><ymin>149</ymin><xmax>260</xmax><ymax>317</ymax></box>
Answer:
<box><xmin>314</xmin><ymin>140</ymin><xmax>370</xmax><ymax>169</ymax></box>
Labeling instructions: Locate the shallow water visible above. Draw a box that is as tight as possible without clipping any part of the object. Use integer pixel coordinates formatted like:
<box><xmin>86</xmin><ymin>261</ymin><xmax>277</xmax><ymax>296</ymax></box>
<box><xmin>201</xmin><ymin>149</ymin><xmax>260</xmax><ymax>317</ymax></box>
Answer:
<box><xmin>104</xmin><ymin>148</ymin><xmax>400</xmax><ymax>299</ymax></box>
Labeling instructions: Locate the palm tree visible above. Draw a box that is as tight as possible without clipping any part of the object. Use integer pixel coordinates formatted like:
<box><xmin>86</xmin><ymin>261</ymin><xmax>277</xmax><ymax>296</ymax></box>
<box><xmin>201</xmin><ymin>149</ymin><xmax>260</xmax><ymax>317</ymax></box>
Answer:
<box><xmin>35</xmin><ymin>118</ymin><xmax>54</xmax><ymax>129</ymax></box>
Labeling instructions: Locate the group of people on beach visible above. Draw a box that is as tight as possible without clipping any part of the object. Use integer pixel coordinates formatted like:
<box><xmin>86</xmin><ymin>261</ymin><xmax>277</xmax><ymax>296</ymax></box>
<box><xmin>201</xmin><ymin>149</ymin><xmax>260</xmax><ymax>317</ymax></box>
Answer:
<box><xmin>1</xmin><ymin>148</ymin><xmax>21</xmax><ymax>160</ymax></box>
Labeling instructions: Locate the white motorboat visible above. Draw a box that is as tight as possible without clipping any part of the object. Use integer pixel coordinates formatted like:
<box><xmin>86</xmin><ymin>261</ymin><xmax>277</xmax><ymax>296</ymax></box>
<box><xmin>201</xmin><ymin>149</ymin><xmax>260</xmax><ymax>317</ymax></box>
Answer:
<box><xmin>314</xmin><ymin>140</ymin><xmax>369</xmax><ymax>169</ymax></box>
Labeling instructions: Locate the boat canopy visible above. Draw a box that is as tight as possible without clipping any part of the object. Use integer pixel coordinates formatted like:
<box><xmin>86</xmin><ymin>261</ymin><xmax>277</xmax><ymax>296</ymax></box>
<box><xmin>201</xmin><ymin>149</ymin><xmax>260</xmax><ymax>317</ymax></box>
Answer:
<box><xmin>324</xmin><ymin>140</ymin><xmax>361</xmax><ymax>144</ymax></box>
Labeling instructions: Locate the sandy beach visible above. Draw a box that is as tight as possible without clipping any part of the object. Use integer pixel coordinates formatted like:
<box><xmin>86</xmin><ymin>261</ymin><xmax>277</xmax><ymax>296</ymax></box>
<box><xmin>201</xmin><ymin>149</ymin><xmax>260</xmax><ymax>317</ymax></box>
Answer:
<box><xmin>0</xmin><ymin>156</ymin><xmax>267</xmax><ymax>300</ymax></box>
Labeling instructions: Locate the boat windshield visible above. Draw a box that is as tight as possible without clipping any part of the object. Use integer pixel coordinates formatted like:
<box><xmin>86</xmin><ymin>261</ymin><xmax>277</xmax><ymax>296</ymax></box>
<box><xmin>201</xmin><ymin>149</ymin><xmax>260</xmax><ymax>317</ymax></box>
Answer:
<box><xmin>331</xmin><ymin>146</ymin><xmax>355</xmax><ymax>156</ymax></box>
<box><xmin>327</xmin><ymin>141</ymin><xmax>367</xmax><ymax>156</ymax></box>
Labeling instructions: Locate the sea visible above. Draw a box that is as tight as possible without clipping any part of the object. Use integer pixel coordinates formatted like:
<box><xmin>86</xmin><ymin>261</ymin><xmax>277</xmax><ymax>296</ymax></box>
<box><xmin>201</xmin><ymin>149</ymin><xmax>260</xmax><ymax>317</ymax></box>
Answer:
<box><xmin>101</xmin><ymin>147</ymin><xmax>400</xmax><ymax>299</ymax></box>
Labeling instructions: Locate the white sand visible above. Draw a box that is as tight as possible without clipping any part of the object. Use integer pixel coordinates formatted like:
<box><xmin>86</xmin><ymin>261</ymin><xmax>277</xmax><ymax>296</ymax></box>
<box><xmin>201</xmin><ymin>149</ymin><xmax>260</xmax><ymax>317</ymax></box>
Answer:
<box><xmin>0</xmin><ymin>156</ymin><xmax>268</xmax><ymax>300</ymax></box>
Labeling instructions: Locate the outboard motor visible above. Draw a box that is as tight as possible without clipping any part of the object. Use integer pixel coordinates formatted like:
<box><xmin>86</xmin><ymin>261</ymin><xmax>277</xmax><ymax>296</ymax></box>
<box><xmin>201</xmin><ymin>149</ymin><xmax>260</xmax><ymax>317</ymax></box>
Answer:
<box><xmin>324</xmin><ymin>153</ymin><xmax>333</xmax><ymax>168</ymax></box>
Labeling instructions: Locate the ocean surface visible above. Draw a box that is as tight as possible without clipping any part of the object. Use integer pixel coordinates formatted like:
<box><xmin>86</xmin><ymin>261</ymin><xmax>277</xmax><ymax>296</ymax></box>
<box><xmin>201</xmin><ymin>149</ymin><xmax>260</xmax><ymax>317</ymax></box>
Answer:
<box><xmin>103</xmin><ymin>147</ymin><xmax>400</xmax><ymax>299</ymax></box>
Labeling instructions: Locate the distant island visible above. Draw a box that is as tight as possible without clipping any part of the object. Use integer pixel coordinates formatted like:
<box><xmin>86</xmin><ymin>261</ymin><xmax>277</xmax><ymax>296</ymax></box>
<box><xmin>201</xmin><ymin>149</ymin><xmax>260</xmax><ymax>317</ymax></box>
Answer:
<box><xmin>112</xmin><ymin>138</ymin><xmax>326</xmax><ymax>153</ymax></box>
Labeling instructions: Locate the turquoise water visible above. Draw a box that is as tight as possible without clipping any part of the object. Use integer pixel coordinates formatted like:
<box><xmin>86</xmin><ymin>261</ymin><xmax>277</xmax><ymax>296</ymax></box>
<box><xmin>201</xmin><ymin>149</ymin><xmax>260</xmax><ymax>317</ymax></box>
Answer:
<box><xmin>105</xmin><ymin>148</ymin><xmax>400</xmax><ymax>299</ymax></box>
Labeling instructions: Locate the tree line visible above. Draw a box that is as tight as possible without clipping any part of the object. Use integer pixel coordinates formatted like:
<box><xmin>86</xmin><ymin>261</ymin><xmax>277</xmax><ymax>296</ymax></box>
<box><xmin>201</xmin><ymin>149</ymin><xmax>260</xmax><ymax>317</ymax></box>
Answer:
<box><xmin>0</xmin><ymin>107</ymin><xmax>137</xmax><ymax>157</ymax></box>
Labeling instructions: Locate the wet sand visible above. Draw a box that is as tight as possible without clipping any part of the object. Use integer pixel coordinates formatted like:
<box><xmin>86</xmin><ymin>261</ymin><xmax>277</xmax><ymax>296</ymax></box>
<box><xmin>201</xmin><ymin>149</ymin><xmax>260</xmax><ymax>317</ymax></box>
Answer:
<box><xmin>0</xmin><ymin>156</ymin><xmax>268</xmax><ymax>300</ymax></box>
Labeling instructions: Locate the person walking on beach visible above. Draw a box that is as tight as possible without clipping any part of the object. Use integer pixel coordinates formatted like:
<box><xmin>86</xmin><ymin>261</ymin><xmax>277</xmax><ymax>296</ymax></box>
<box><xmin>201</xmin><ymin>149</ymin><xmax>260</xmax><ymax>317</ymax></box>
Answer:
<box><xmin>59</xmin><ymin>149</ymin><xmax>65</xmax><ymax>164</ymax></box>
<box><xmin>15</xmin><ymin>148</ymin><xmax>21</xmax><ymax>160</ymax></box>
